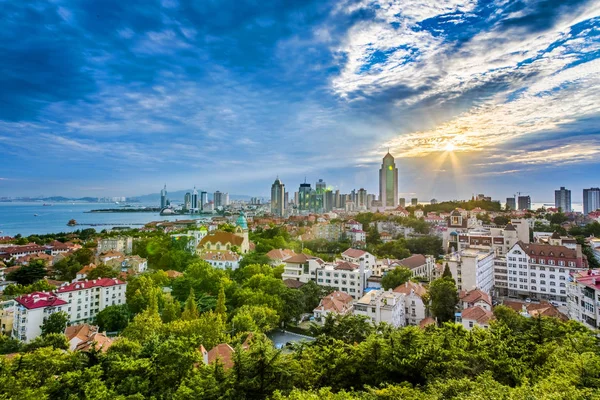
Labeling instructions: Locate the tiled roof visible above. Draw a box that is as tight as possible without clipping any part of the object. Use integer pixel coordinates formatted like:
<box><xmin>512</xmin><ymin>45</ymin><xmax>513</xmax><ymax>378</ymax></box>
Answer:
<box><xmin>15</xmin><ymin>292</ymin><xmax>68</xmax><ymax>310</ymax></box>
<box><xmin>342</xmin><ymin>248</ymin><xmax>367</xmax><ymax>258</ymax></box>
<box><xmin>335</xmin><ymin>261</ymin><xmax>359</xmax><ymax>271</ymax></box>
<box><xmin>77</xmin><ymin>264</ymin><xmax>97</xmax><ymax>275</ymax></box>
<box><xmin>393</xmin><ymin>281</ymin><xmax>427</xmax><ymax>297</ymax></box>
<box><xmin>461</xmin><ymin>306</ymin><xmax>494</xmax><ymax>324</ymax></box>
<box><xmin>201</xmin><ymin>251</ymin><xmax>240</xmax><ymax>262</ymax></box>
<box><xmin>419</xmin><ymin>317</ymin><xmax>436</xmax><ymax>328</ymax></box>
<box><xmin>265</xmin><ymin>248</ymin><xmax>296</xmax><ymax>261</ymax></box>
<box><xmin>165</xmin><ymin>270</ymin><xmax>183</xmax><ymax>278</ymax></box>
<box><xmin>199</xmin><ymin>232</ymin><xmax>244</xmax><ymax>247</ymax></box>
<box><xmin>100</xmin><ymin>250</ymin><xmax>125</xmax><ymax>259</ymax></box>
<box><xmin>515</xmin><ymin>241</ymin><xmax>579</xmax><ymax>259</ymax></box>
<box><xmin>65</xmin><ymin>324</ymin><xmax>95</xmax><ymax>342</ymax></box>
<box><xmin>57</xmin><ymin>278</ymin><xmax>125</xmax><ymax>293</ymax></box>
<box><xmin>397</xmin><ymin>254</ymin><xmax>427</xmax><ymax>270</ymax></box>
<box><xmin>460</xmin><ymin>289</ymin><xmax>492</xmax><ymax>307</ymax></box>
<box><xmin>285</xmin><ymin>253</ymin><xmax>312</xmax><ymax>263</ymax></box>
<box><xmin>314</xmin><ymin>291</ymin><xmax>354</xmax><ymax>314</ymax></box>
<box><xmin>207</xmin><ymin>343</ymin><xmax>235</xmax><ymax>369</ymax></box>
<box><xmin>283</xmin><ymin>279</ymin><xmax>305</xmax><ymax>289</ymax></box>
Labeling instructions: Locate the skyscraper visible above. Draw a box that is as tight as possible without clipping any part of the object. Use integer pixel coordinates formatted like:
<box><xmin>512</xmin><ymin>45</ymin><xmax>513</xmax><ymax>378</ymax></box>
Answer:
<box><xmin>411</xmin><ymin>198</ymin><xmax>418</xmax><ymax>206</ymax></box>
<box><xmin>506</xmin><ymin>197</ymin><xmax>516</xmax><ymax>210</ymax></box>
<box><xmin>554</xmin><ymin>187</ymin><xmax>571</xmax><ymax>212</ymax></box>
<box><xmin>357</xmin><ymin>188</ymin><xmax>368</xmax><ymax>210</ymax></box>
<box><xmin>191</xmin><ymin>187</ymin><xmax>198</xmax><ymax>211</ymax></box>
<box><xmin>518</xmin><ymin>195</ymin><xmax>531</xmax><ymax>211</ymax></box>
<box><xmin>271</xmin><ymin>178</ymin><xmax>285</xmax><ymax>216</ymax></box>
<box><xmin>583</xmin><ymin>188</ymin><xmax>600</xmax><ymax>215</ymax></box>
<box><xmin>160</xmin><ymin>185</ymin><xmax>168</xmax><ymax>208</ymax></box>
<box><xmin>298</xmin><ymin>182</ymin><xmax>312</xmax><ymax>211</ymax></box>
<box><xmin>184</xmin><ymin>192</ymin><xmax>191</xmax><ymax>211</ymax></box>
<box><xmin>200</xmin><ymin>191</ymin><xmax>208</xmax><ymax>211</ymax></box>
<box><xmin>399</xmin><ymin>198</ymin><xmax>406</xmax><ymax>207</ymax></box>
<box><xmin>379</xmin><ymin>152</ymin><xmax>399</xmax><ymax>208</ymax></box>
<box><xmin>214</xmin><ymin>191</ymin><xmax>225</xmax><ymax>208</ymax></box>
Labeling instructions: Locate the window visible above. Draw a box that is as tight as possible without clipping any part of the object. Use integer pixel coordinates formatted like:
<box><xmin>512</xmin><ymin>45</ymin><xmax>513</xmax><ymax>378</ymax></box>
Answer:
<box><xmin>560</xmin><ymin>276</ymin><xmax>566</xmax><ymax>281</ymax></box>
<box><xmin>541</xmin><ymin>280</ymin><xmax>546</xmax><ymax>285</ymax></box>
<box><xmin>531</xmin><ymin>286</ymin><xmax>537</xmax><ymax>291</ymax></box>
<box><xmin>540</xmin><ymin>274</ymin><xmax>546</xmax><ymax>278</ymax></box>
<box><xmin>469</xmin><ymin>321</ymin><xmax>474</xmax><ymax>328</ymax></box>
<box><xmin>560</xmin><ymin>283</ymin><xmax>565</xmax><ymax>287</ymax></box>
<box><xmin>531</xmin><ymin>279</ymin><xmax>536</xmax><ymax>284</ymax></box>
<box><xmin>550</xmin><ymin>282</ymin><xmax>556</xmax><ymax>286</ymax></box>
<box><xmin>530</xmin><ymin>272</ymin><xmax>536</xmax><ymax>277</ymax></box>
<box><xmin>550</xmin><ymin>289</ymin><xmax>556</xmax><ymax>293</ymax></box>
<box><xmin>550</xmin><ymin>274</ymin><xmax>555</xmax><ymax>279</ymax></box>
<box><xmin>560</xmin><ymin>290</ymin><xmax>566</xmax><ymax>294</ymax></box>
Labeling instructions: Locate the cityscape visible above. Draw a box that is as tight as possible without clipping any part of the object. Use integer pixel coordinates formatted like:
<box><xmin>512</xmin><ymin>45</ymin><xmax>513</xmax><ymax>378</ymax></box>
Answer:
<box><xmin>1</xmin><ymin>0</ymin><xmax>600</xmax><ymax>398</ymax></box>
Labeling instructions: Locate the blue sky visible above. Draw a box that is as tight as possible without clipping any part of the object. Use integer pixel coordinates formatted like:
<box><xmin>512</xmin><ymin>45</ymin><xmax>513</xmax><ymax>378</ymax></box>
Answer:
<box><xmin>1</xmin><ymin>0</ymin><xmax>600</xmax><ymax>202</ymax></box>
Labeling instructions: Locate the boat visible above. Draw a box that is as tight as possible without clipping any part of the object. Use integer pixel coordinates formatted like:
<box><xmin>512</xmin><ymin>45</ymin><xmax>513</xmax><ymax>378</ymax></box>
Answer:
<box><xmin>34</xmin><ymin>214</ymin><xmax>38</xmax><ymax>217</ymax></box>
<box><xmin>43</xmin><ymin>203</ymin><xmax>52</xmax><ymax>206</ymax></box>
<box><xmin>67</xmin><ymin>219</ymin><xmax>77</xmax><ymax>226</ymax></box>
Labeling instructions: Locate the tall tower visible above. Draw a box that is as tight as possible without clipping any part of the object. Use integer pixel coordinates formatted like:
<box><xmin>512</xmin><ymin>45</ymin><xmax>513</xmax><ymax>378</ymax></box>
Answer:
<box><xmin>160</xmin><ymin>184</ymin><xmax>168</xmax><ymax>209</ymax></box>
<box><xmin>191</xmin><ymin>187</ymin><xmax>198</xmax><ymax>211</ymax></box>
<box><xmin>271</xmin><ymin>177</ymin><xmax>285</xmax><ymax>216</ymax></box>
<box><xmin>583</xmin><ymin>188</ymin><xmax>600</xmax><ymax>215</ymax></box>
<box><xmin>298</xmin><ymin>181</ymin><xmax>312</xmax><ymax>212</ymax></box>
<box><xmin>554</xmin><ymin>187</ymin><xmax>571</xmax><ymax>212</ymax></box>
<box><xmin>379</xmin><ymin>152</ymin><xmax>398</xmax><ymax>208</ymax></box>
<box><xmin>200</xmin><ymin>191</ymin><xmax>208</xmax><ymax>211</ymax></box>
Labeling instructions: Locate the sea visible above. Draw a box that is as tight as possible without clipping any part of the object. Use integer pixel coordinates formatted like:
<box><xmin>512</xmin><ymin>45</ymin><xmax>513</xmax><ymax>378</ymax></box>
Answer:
<box><xmin>0</xmin><ymin>202</ymin><xmax>210</xmax><ymax>237</ymax></box>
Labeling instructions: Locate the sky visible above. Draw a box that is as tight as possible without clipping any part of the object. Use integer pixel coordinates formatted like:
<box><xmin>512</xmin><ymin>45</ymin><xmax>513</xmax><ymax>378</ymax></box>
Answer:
<box><xmin>1</xmin><ymin>0</ymin><xmax>600</xmax><ymax>202</ymax></box>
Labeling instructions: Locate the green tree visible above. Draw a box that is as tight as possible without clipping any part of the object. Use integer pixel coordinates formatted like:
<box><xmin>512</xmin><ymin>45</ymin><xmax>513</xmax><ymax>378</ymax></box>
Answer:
<box><xmin>40</xmin><ymin>311</ymin><xmax>69</xmax><ymax>335</ymax></box>
<box><xmin>95</xmin><ymin>304</ymin><xmax>130</xmax><ymax>332</ymax></box>
<box><xmin>215</xmin><ymin>285</ymin><xmax>227</xmax><ymax>317</ymax></box>
<box><xmin>239</xmin><ymin>252</ymin><xmax>273</xmax><ymax>269</ymax></box>
<box><xmin>493</xmin><ymin>215</ymin><xmax>509</xmax><ymax>226</ymax></box>
<box><xmin>181</xmin><ymin>288</ymin><xmax>199</xmax><ymax>321</ymax></box>
<box><xmin>7</xmin><ymin>259</ymin><xmax>47</xmax><ymax>285</ymax></box>
<box><xmin>86</xmin><ymin>264</ymin><xmax>119</xmax><ymax>279</ymax></box>
<box><xmin>429</xmin><ymin>277</ymin><xmax>458</xmax><ymax>324</ymax></box>
<box><xmin>381</xmin><ymin>266</ymin><xmax>412</xmax><ymax>290</ymax></box>
<box><xmin>442</xmin><ymin>263</ymin><xmax>452</xmax><ymax>279</ymax></box>
<box><xmin>161</xmin><ymin>293</ymin><xmax>181</xmax><ymax>323</ymax></box>
<box><xmin>231</xmin><ymin>305</ymin><xmax>279</xmax><ymax>334</ymax></box>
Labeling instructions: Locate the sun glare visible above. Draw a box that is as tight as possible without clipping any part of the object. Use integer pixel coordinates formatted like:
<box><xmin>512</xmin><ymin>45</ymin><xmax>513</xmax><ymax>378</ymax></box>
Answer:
<box><xmin>444</xmin><ymin>142</ymin><xmax>455</xmax><ymax>152</ymax></box>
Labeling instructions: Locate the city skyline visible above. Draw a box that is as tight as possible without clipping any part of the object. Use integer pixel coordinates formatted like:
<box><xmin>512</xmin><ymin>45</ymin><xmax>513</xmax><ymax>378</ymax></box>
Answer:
<box><xmin>1</xmin><ymin>1</ymin><xmax>600</xmax><ymax>199</ymax></box>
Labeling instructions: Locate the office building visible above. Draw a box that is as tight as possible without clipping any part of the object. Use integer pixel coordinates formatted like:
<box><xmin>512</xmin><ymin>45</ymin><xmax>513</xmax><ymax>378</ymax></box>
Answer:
<box><xmin>399</xmin><ymin>198</ymin><xmax>406</xmax><ymax>207</ymax></box>
<box><xmin>554</xmin><ymin>187</ymin><xmax>572</xmax><ymax>212</ymax></box>
<box><xmin>192</xmin><ymin>187</ymin><xmax>198</xmax><ymax>210</ymax></box>
<box><xmin>284</xmin><ymin>192</ymin><xmax>289</xmax><ymax>210</ymax></box>
<box><xmin>324</xmin><ymin>190</ymin><xmax>334</xmax><ymax>212</ymax></box>
<box><xmin>213</xmin><ymin>191</ymin><xmax>229</xmax><ymax>208</ymax></box>
<box><xmin>506</xmin><ymin>197</ymin><xmax>516</xmax><ymax>210</ymax></box>
<box><xmin>517</xmin><ymin>195</ymin><xmax>531</xmax><ymax>211</ymax></box>
<box><xmin>200</xmin><ymin>191</ymin><xmax>208</xmax><ymax>211</ymax></box>
<box><xmin>583</xmin><ymin>188</ymin><xmax>600</xmax><ymax>215</ymax></box>
<box><xmin>184</xmin><ymin>192</ymin><xmax>191</xmax><ymax>211</ymax></box>
<box><xmin>357</xmin><ymin>188</ymin><xmax>368</xmax><ymax>210</ymax></box>
<box><xmin>298</xmin><ymin>182</ymin><xmax>312</xmax><ymax>211</ymax></box>
<box><xmin>160</xmin><ymin>184</ymin><xmax>168</xmax><ymax>208</ymax></box>
<box><xmin>379</xmin><ymin>152</ymin><xmax>399</xmax><ymax>208</ymax></box>
<box><xmin>271</xmin><ymin>178</ymin><xmax>285</xmax><ymax>217</ymax></box>
<box><xmin>411</xmin><ymin>198</ymin><xmax>418</xmax><ymax>206</ymax></box>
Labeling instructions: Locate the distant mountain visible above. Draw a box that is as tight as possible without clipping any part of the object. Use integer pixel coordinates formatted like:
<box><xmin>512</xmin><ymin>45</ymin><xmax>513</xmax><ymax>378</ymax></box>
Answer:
<box><xmin>133</xmin><ymin>190</ymin><xmax>252</xmax><ymax>204</ymax></box>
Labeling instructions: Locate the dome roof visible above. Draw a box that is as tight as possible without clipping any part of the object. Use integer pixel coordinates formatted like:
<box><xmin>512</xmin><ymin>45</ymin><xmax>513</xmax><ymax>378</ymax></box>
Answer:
<box><xmin>236</xmin><ymin>211</ymin><xmax>248</xmax><ymax>230</ymax></box>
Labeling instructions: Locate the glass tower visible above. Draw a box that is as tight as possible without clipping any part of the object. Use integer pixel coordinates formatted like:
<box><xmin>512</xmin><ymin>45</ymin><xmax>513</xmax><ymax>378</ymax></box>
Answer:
<box><xmin>379</xmin><ymin>152</ymin><xmax>398</xmax><ymax>208</ymax></box>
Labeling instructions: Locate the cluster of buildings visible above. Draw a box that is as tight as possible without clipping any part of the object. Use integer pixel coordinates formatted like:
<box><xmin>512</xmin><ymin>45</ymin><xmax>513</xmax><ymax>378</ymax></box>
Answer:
<box><xmin>160</xmin><ymin>184</ymin><xmax>231</xmax><ymax>214</ymax></box>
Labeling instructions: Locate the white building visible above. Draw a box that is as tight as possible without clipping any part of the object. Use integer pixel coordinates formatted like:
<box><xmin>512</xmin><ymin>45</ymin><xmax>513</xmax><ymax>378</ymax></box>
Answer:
<box><xmin>458</xmin><ymin>306</ymin><xmax>494</xmax><ymax>330</ymax></box>
<box><xmin>315</xmin><ymin>260</ymin><xmax>372</xmax><ymax>299</ymax></box>
<box><xmin>459</xmin><ymin>289</ymin><xmax>492</xmax><ymax>311</ymax></box>
<box><xmin>56</xmin><ymin>278</ymin><xmax>127</xmax><ymax>325</ymax></box>
<box><xmin>12</xmin><ymin>292</ymin><xmax>68</xmax><ymax>342</ymax></box>
<box><xmin>171</xmin><ymin>228</ymin><xmax>209</xmax><ymax>253</ymax></box>
<box><xmin>568</xmin><ymin>269</ymin><xmax>600</xmax><ymax>330</ymax></box>
<box><xmin>353</xmin><ymin>289</ymin><xmax>405</xmax><ymax>327</ymax></box>
<box><xmin>200</xmin><ymin>251</ymin><xmax>241</xmax><ymax>270</ymax></box>
<box><xmin>281</xmin><ymin>253</ymin><xmax>325</xmax><ymax>283</ymax></box>
<box><xmin>346</xmin><ymin>229</ymin><xmax>366</xmax><ymax>243</ymax></box>
<box><xmin>506</xmin><ymin>241</ymin><xmax>588</xmax><ymax>305</ymax></box>
<box><xmin>97</xmin><ymin>237</ymin><xmax>133</xmax><ymax>255</ymax></box>
<box><xmin>445</xmin><ymin>248</ymin><xmax>495</xmax><ymax>294</ymax></box>
<box><xmin>341</xmin><ymin>249</ymin><xmax>376</xmax><ymax>270</ymax></box>
<box><xmin>393</xmin><ymin>281</ymin><xmax>427</xmax><ymax>326</ymax></box>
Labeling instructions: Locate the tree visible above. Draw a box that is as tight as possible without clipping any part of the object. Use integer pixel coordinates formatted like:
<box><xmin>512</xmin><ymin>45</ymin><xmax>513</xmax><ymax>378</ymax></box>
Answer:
<box><xmin>429</xmin><ymin>277</ymin><xmax>458</xmax><ymax>324</ymax></box>
<box><xmin>95</xmin><ymin>304</ymin><xmax>130</xmax><ymax>332</ymax></box>
<box><xmin>86</xmin><ymin>264</ymin><xmax>119</xmax><ymax>279</ymax></box>
<box><xmin>215</xmin><ymin>285</ymin><xmax>227</xmax><ymax>317</ymax></box>
<box><xmin>161</xmin><ymin>293</ymin><xmax>181</xmax><ymax>323</ymax></box>
<box><xmin>381</xmin><ymin>267</ymin><xmax>412</xmax><ymax>290</ymax></box>
<box><xmin>40</xmin><ymin>311</ymin><xmax>69</xmax><ymax>336</ymax></box>
<box><xmin>442</xmin><ymin>263</ymin><xmax>452</xmax><ymax>279</ymax></box>
<box><xmin>239</xmin><ymin>253</ymin><xmax>273</xmax><ymax>269</ymax></box>
<box><xmin>7</xmin><ymin>260</ymin><xmax>47</xmax><ymax>285</ymax></box>
<box><xmin>493</xmin><ymin>216</ymin><xmax>509</xmax><ymax>226</ymax></box>
<box><xmin>181</xmin><ymin>288</ymin><xmax>199</xmax><ymax>321</ymax></box>
<box><xmin>231</xmin><ymin>305</ymin><xmax>279</xmax><ymax>334</ymax></box>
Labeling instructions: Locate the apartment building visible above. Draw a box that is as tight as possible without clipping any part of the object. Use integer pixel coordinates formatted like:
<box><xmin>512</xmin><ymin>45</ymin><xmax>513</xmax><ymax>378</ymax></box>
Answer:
<box><xmin>313</xmin><ymin>291</ymin><xmax>354</xmax><ymax>323</ymax></box>
<box><xmin>56</xmin><ymin>278</ymin><xmax>127</xmax><ymax>325</ymax></box>
<box><xmin>393</xmin><ymin>281</ymin><xmax>427</xmax><ymax>326</ymax></box>
<box><xmin>12</xmin><ymin>292</ymin><xmax>68</xmax><ymax>342</ymax></box>
<box><xmin>568</xmin><ymin>269</ymin><xmax>600</xmax><ymax>330</ymax></box>
<box><xmin>506</xmin><ymin>241</ymin><xmax>587</xmax><ymax>305</ymax></box>
<box><xmin>97</xmin><ymin>237</ymin><xmax>133</xmax><ymax>255</ymax></box>
<box><xmin>353</xmin><ymin>289</ymin><xmax>405</xmax><ymax>327</ymax></box>
<box><xmin>445</xmin><ymin>248</ymin><xmax>495</xmax><ymax>294</ymax></box>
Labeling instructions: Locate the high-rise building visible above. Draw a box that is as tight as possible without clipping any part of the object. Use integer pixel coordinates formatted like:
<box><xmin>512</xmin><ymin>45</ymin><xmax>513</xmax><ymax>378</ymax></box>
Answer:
<box><xmin>517</xmin><ymin>195</ymin><xmax>531</xmax><ymax>211</ymax></box>
<box><xmin>271</xmin><ymin>178</ymin><xmax>285</xmax><ymax>216</ymax></box>
<box><xmin>160</xmin><ymin>185</ymin><xmax>168</xmax><ymax>208</ymax></box>
<box><xmin>324</xmin><ymin>190</ymin><xmax>334</xmax><ymax>212</ymax></box>
<box><xmin>191</xmin><ymin>187</ymin><xmax>198</xmax><ymax>211</ymax></box>
<box><xmin>294</xmin><ymin>191</ymin><xmax>299</xmax><ymax>206</ymax></box>
<box><xmin>334</xmin><ymin>190</ymin><xmax>341</xmax><ymax>209</ymax></box>
<box><xmin>357</xmin><ymin>188</ymin><xmax>368</xmax><ymax>209</ymax></box>
<box><xmin>284</xmin><ymin>192</ymin><xmax>289</xmax><ymax>210</ymax></box>
<box><xmin>411</xmin><ymin>198</ymin><xmax>418</xmax><ymax>206</ymax></box>
<box><xmin>299</xmin><ymin>182</ymin><xmax>312</xmax><ymax>211</ymax></box>
<box><xmin>214</xmin><ymin>191</ymin><xmax>227</xmax><ymax>208</ymax></box>
<box><xmin>583</xmin><ymin>188</ymin><xmax>600</xmax><ymax>215</ymax></box>
<box><xmin>200</xmin><ymin>191</ymin><xmax>208</xmax><ymax>211</ymax></box>
<box><xmin>554</xmin><ymin>187</ymin><xmax>572</xmax><ymax>212</ymax></box>
<box><xmin>184</xmin><ymin>192</ymin><xmax>192</xmax><ymax>211</ymax></box>
<box><xmin>366</xmin><ymin>194</ymin><xmax>375</xmax><ymax>209</ymax></box>
<box><xmin>506</xmin><ymin>197</ymin><xmax>516</xmax><ymax>210</ymax></box>
<box><xmin>379</xmin><ymin>152</ymin><xmax>399</xmax><ymax>208</ymax></box>
<box><xmin>399</xmin><ymin>198</ymin><xmax>406</xmax><ymax>207</ymax></box>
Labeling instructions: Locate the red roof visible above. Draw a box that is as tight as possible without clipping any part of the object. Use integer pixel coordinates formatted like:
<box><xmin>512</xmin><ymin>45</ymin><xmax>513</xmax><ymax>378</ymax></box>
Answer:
<box><xmin>335</xmin><ymin>261</ymin><xmax>359</xmax><ymax>271</ymax></box>
<box><xmin>460</xmin><ymin>289</ymin><xmax>492</xmax><ymax>307</ymax></box>
<box><xmin>57</xmin><ymin>278</ymin><xmax>125</xmax><ymax>293</ymax></box>
<box><xmin>342</xmin><ymin>248</ymin><xmax>367</xmax><ymax>258</ymax></box>
<box><xmin>461</xmin><ymin>306</ymin><xmax>494</xmax><ymax>324</ymax></box>
<box><xmin>15</xmin><ymin>291</ymin><xmax>68</xmax><ymax>309</ymax></box>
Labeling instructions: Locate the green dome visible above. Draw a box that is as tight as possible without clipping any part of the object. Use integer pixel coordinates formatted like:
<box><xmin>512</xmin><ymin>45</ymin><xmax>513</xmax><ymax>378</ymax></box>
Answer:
<box><xmin>236</xmin><ymin>211</ymin><xmax>248</xmax><ymax>230</ymax></box>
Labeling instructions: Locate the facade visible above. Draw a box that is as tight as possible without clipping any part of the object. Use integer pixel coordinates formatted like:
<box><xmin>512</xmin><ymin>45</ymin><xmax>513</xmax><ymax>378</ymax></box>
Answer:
<box><xmin>445</xmin><ymin>248</ymin><xmax>495</xmax><ymax>294</ymax></box>
<box><xmin>346</xmin><ymin>228</ymin><xmax>366</xmax><ymax>244</ymax></box>
<box><xmin>554</xmin><ymin>187</ymin><xmax>572</xmax><ymax>212</ymax></box>
<box><xmin>97</xmin><ymin>236</ymin><xmax>133</xmax><ymax>255</ymax></box>
<box><xmin>444</xmin><ymin>220</ymin><xmax>528</xmax><ymax>256</ymax></box>
<box><xmin>298</xmin><ymin>182</ymin><xmax>312</xmax><ymax>212</ymax></box>
<box><xmin>393</xmin><ymin>281</ymin><xmax>427</xmax><ymax>326</ymax></box>
<box><xmin>313</xmin><ymin>291</ymin><xmax>354</xmax><ymax>323</ymax></box>
<box><xmin>411</xmin><ymin>198</ymin><xmax>418</xmax><ymax>206</ymax></box>
<box><xmin>517</xmin><ymin>195</ymin><xmax>531</xmax><ymax>211</ymax></box>
<box><xmin>0</xmin><ymin>300</ymin><xmax>15</xmax><ymax>335</ymax></box>
<box><xmin>341</xmin><ymin>249</ymin><xmax>376</xmax><ymax>270</ymax></box>
<box><xmin>459</xmin><ymin>289</ymin><xmax>492</xmax><ymax>311</ymax></box>
<box><xmin>396</xmin><ymin>254</ymin><xmax>435</xmax><ymax>279</ymax></box>
<box><xmin>313</xmin><ymin>223</ymin><xmax>343</xmax><ymax>241</ymax></box>
<box><xmin>506</xmin><ymin>197</ymin><xmax>516</xmax><ymax>210</ymax></box>
<box><xmin>506</xmin><ymin>241</ymin><xmax>588</xmax><ymax>305</ymax></box>
<box><xmin>56</xmin><ymin>278</ymin><xmax>127</xmax><ymax>325</ymax></box>
<box><xmin>458</xmin><ymin>306</ymin><xmax>494</xmax><ymax>330</ymax></box>
<box><xmin>281</xmin><ymin>253</ymin><xmax>324</xmax><ymax>283</ymax></box>
<box><xmin>200</xmin><ymin>251</ymin><xmax>240</xmax><ymax>270</ymax></box>
<box><xmin>200</xmin><ymin>191</ymin><xmax>208</xmax><ymax>211</ymax></box>
<box><xmin>353</xmin><ymin>289</ymin><xmax>405</xmax><ymax>327</ymax></box>
<box><xmin>399</xmin><ymin>198</ymin><xmax>406</xmax><ymax>207</ymax></box>
<box><xmin>315</xmin><ymin>260</ymin><xmax>372</xmax><ymax>299</ymax></box>
<box><xmin>567</xmin><ymin>269</ymin><xmax>600</xmax><ymax>330</ymax></box>
<box><xmin>271</xmin><ymin>178</ymin><xmax>285</xmax><ymax>217</ymax></box>
<box><xmin>583</xmin><ymin>188</ymin><xmax>600</xmax><ymax>215</ymax></box>
<box><xmin>12</xmin><ymin>292</ymin><xmax>68</xmax><ymax>342</ymax></box>
<box><xmin>379</xmin><ymin>152</ymin><xmax>399</xmax><ymax>208</ymax></box>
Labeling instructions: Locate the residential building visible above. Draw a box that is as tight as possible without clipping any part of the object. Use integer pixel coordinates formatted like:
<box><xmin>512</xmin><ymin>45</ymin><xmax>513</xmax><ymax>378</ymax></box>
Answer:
<box><xmin>65</xmin><ymin>324</ymin><xmax>113</xmax><ymax>352</ymax></box>
<box><xmin>458</xmin><ymin>306</ymin><xmax>494</xmax><ymax>330</ymax></box>
<box><xmin>353</xmin><ymin>289</ymin><xmax>405</xmax><ymax>327</ymax></box>
<box><xmin>76</xmin><ymin>264</ymin><xmax>97</xmax><ymax>281</ymax></box>
<box><xmin>171</xmin><ymin>227</ymin><xmax>209</xmax><ymax>252</ymax></box>
<box><xmin>97</xmin><ymin>236</ymin><xmax>133</xmax><ymax>255</ymax></box>
<box><xmin>399</xmin><ymin>198</ymin><xmax>406</xmax><ymax>207</ymax></box>
<box><xmin>444</xmin><ymin>220</ymin><xmax>528</xmax><ymax>256</ymax></box>
<box><xmin>506</xmin><ymin>241</ymin><xmax>588</xmax><ymax>305</ymax></box>
<box><xmin>104</xmin><ymin>255</ymin><xmax>148</xmax><ymax>274</ymax></box>
<box><xmin>56</xmin><ymin>278</ymin><xmax>127</xmax><ymax>325</ymax></box>
<box><xmin>265</xmin><ymin>248</ymin><xmax>297</xmax><ymax>266</ymax></box>
<box><xmin>315</xmin><ymin>260</ymin><xmax>372</xmax><ymax>299</ymax></box>
<box><xmin>506</xmin><ymin>197</ymin><xmax>516</xmax><ymax>210</ymax></box>
<box><xmin>341</xmin><ymin>249</ymin><xmax>376</xmax><ymax>270</ymax></box>
<box><xmin>583</xmin><ymin>188</ymin><xmax>600</xmax><ymax>215</ymax></box>
<box><xmin>0</xmin><ymin>300</ymin><xmax>15</xmax><ymax>335</ymax></box>
<box><xmin>554</xmin><ymin>187</ymin><xmax>572</xmax><ymax>212</ymax></box>
<box><xmin>567</xmin><ymin>269</ymin><xmax>600</xmax><ymax>330</ymax></box>
<box><xmin>379</xmin><ymin>152</ymin><xmax>399</xmax><ymax>208</ymax></box>
<box><xmin>396</xmin><ymin>254</ymin><xmax>435</xmax><ymax>279</ymax></box>
<box><xmin>517</xmin><ymin>195</ymin><xmax>531</xmax><ymax>211</ymax></box>
<box><xmin>411</xmin><ymin>198</ymin><xmax>418</xmax><ymax>206</ymax></box>
<box><xmin>200</xmin><ymin>191</ymin><xmax>208</xmax><ymax>211</ymax></box>
<box><xmin>346</xmin><ymin>228</ymin><xmax>366</xmax><ymax>244</ymax></box>
<box><xmin>313</xmin><ymin>223</ymin><xmax>343</xmax><ymax>241</ymax></box>
<box><xmin>445</xmin><ymin>248</ymin><xmax>495</xmax><ymax>294</ymax></box>
<box><xmin>393</xmin><ymin>281</ymin><xmax>427</xmax><ymax>326</ymax></box>
<box><xmin>313</xmin><ymin>291</ymin><xmax>354</xmax><ymax>323</ymax></box>
<box><xmin>12</xmin><ymin>292</ymin><xmax>68</xmax><ymax>342</ymax></box>
<box><xmin>200</xmin><ymin>251</ymin><xmax>241</xmax><ymax>270</ymax></box>
<box><xmin>459</xmin><ymin>289</ymin><xmax>492</xmax><ymax>311</ymax></box>
<box><xmin>213</xmin><ymin>191</ymin><xmax>229</xmax><ymax>208</ymax></box>
<box><xmin>271</xmin><ymin>178</ymin><xmax>285</xmax><ymax>217</ymax></box>
<box><xmin>281</xmin><ymin>253</ymin><xmax>325</xmax><ymax>283</ymax></box>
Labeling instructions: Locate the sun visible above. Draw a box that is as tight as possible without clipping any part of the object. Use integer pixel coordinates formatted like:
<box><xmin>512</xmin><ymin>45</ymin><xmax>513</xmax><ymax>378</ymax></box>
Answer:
<box><xmin>444</xmin><ymin>142</ymin><xmax>455</xmax><ymax>152</ymax></box>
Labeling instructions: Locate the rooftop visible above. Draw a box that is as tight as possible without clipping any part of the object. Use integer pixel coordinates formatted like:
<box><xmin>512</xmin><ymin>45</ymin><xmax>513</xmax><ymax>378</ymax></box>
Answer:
<box><xmin>15</xmin><ymin>291</ymin><xmax>68</xmax><ymax>310</ymax></box>
<box><xmin>461</xmin><ymin>306</ymin><xmax>494</xmax><ymax>324</ymax></box>
<box><xmin>57</xmin><ymin>278</ymin><xmax>125</xmax><ymax>293</ymax></box>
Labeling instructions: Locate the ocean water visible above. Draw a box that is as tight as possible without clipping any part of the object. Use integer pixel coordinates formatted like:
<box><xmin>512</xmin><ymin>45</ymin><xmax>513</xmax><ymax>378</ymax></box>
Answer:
<box><xmin>0</xmin><ymin>202</ymin><xmax>208</xmax><ymax>237</ymax></box>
